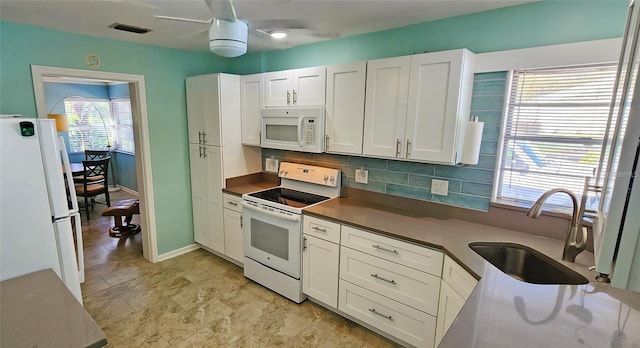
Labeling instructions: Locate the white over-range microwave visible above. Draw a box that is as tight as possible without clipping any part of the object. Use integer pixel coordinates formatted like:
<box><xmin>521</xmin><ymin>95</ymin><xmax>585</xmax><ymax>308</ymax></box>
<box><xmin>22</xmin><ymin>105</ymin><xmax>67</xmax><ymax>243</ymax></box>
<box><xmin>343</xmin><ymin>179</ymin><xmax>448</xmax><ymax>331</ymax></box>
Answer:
<box><xmin>261</xmin><ymin>107</ymin><xmax>325</xmax><ymax>153</ymax></box>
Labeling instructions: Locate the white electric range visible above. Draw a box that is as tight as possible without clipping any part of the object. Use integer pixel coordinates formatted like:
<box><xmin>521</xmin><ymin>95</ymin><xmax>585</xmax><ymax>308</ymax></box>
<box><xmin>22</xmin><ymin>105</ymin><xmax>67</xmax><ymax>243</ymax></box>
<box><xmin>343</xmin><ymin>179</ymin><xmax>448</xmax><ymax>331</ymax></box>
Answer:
<box><xmin>242</xmin><ymin>162</ymin><xmax>341</xmax><ymax>303</ymax></box>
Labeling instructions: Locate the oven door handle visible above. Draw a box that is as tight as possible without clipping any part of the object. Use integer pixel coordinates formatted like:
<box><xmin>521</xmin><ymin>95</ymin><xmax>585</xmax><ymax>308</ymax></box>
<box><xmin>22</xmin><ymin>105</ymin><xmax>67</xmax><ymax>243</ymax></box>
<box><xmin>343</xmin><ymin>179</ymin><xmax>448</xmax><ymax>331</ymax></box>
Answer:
<box><xmin>242</xmin><ymin>202</ymin><xmax>301</xmax><ymax>222</ymax></box>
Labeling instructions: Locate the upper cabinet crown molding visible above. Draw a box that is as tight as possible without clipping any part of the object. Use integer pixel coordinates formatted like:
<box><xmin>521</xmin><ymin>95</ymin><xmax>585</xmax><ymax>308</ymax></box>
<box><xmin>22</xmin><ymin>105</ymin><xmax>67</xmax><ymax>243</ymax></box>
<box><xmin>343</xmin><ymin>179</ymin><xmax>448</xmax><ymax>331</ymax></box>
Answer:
<box><xmin>264</xmin><ymin>66</ymin><xmax>326</xmax><ymax>107</ymax></box>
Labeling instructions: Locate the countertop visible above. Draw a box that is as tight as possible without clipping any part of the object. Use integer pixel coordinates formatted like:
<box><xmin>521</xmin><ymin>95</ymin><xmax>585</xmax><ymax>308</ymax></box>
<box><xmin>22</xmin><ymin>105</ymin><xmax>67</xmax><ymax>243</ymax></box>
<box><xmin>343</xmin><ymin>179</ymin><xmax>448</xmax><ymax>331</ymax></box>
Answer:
<box><xmin>0</xmin><ymin>269</ymin><xmax>107</xmax><ymax>348</ymax></box>
<box><xmin>225</xmin><ymin>179</ymin><xmax>640</xmax><ymax>347</ymax></box>
<box><xmin>303</xmin><ymin>197</ymin><xmax>640</xmax><ymax>348</ymax></box>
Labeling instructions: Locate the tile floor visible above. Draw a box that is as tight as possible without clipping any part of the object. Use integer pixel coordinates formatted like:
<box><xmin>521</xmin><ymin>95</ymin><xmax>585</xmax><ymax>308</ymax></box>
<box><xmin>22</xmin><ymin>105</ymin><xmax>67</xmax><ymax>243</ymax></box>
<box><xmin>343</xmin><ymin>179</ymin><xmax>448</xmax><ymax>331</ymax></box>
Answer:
<box><xmin>81</xmin><ymin>190</ymin><xmax>399</xmax><ymax>347</ymax></box>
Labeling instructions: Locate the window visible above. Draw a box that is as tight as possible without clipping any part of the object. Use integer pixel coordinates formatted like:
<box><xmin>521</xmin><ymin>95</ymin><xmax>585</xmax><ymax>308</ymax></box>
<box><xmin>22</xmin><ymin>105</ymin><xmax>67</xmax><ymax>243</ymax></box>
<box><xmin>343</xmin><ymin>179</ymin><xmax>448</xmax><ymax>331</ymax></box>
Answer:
<box><xmin>64</xmin><ymin>97</ymin><xmax>135</xmax><ymax>154</ymax></box>
<box><xmin>495</xmin><ymin>63</ymin><xmax>617</xmax><ymax>209</ymax></box>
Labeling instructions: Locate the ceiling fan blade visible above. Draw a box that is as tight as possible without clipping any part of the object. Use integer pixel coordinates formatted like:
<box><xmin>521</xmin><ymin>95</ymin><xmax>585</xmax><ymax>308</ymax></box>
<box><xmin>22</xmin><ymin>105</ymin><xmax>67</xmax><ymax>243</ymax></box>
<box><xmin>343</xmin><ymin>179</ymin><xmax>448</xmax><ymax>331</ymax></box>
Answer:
<box><xmin>155</xmin><ymin>15</ymin><xmax>211</xmax><ymax>24</ymax></box>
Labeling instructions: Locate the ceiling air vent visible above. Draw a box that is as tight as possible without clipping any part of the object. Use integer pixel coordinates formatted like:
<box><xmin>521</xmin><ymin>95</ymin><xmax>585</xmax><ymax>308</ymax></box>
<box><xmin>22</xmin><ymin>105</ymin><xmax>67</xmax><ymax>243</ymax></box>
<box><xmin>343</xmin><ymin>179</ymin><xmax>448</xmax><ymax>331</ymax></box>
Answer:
<box><xmin>109</xmin><ymin>23</ymin><xmax>152</xmax><ymax>34</ymax></box>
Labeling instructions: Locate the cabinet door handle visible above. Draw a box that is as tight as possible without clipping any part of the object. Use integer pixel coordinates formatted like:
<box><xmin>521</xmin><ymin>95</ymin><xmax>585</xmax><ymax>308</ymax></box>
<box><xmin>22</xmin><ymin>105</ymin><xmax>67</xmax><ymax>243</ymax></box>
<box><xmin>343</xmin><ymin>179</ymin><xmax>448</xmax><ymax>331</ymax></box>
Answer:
<box><xmin>406</xmin><ymin>139</ymin><xmax>411</xmax><ymax>158</ymax></box>
<box><xmin>372</xmin><ymin>244</ymin><xmax>398</xmax><ymax>255</ymax></box>
<box><xmin>312</xmin><ymin>226</ymin><xmax>328</xmax><ymax>233</ymax></box>
<box><xmin>198</xmin><ymin>131</ymin><xmax>203</xmax><ymax>144</ymax></box>
<box><xmin>199</xmin><ymin>145</ymin><xmax>203</xmax><ymax>158</ymax></box>
<box><xmin>368</xmin><ymin>308</ymin><xmax>393</xmax><ymax>321</ymax></box>
<box><xmin>325</xmin><ymin>135</ymin><xmax>330</xmax><ymax>150</ymax></box>
<box><xmin>228</xmin><ymin>201</ymin><xmax>238</xmax><ymax>206</ymax></box>
<box><xmin>203</xmin><ymin>146</ymin><xmax>207</xmax><ymax>158</ymax></box>
<box><xmin>287</xmin><ymin>90</ymin><xmax>291</xmax><ymax>105</ymax></box>
<box><xmin>396</xmin><ymin>139</ymin><xmax>401</xmax><ymax>157</ymax></box>
<box><xmin>293</xmin><ymin>90</ymin><xmax>297</xmax><ymax>104</ymax></box>
<box><xmin>303</xmin><ymin>236</ymin><xmax>307</xmax><ymax>251</ymax></box>
<box><xmin>370</xmin><ymin>273</ymin><xmax>396</xmax><ymax>285</ymax></box>
<box><xmin>240</xmin><ymin>215</ymin><xmax>243</xmax><ymax>228</ymax></box>
<box><xmin>202</xmin><ymin>132</ymin><xmax>207</xmax><ymax>144</ymax></box>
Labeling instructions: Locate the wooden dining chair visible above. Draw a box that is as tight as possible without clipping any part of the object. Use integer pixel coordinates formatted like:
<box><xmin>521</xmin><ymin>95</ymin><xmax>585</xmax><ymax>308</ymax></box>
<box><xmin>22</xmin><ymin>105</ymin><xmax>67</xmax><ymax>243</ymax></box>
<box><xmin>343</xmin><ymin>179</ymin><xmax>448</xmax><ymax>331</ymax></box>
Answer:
<box><xmin>73</xmin><ymin>150</ymin><xmax>110</xmax><ymax>184</ymax></box>
<box><xmin>75</xmin><ymin>158</ymin><xmax>111</xmax><ymax>219</ymax></box>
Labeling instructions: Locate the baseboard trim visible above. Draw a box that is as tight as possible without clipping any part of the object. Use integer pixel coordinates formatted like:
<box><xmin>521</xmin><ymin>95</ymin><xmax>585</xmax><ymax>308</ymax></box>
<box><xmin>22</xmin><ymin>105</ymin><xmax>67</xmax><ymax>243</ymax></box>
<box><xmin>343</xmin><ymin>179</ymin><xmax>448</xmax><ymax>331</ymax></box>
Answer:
<box><xmin>115</xmin><ymin>185</ymin><xmax>138</xmax><ymax>195</ymax></box>
<box><xmin>156</xmin><ymin>243</ymin><xmax>201</xmax><ymax>262</ymax></box>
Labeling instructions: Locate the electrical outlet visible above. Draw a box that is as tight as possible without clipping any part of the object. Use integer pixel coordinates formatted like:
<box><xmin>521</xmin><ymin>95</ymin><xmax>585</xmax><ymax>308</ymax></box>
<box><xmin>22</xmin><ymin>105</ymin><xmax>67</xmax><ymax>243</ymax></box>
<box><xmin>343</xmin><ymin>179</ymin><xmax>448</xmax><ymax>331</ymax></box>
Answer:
<box><xmin>265</xmin><ymin>157</ymin><xmax>279</xmax><ymax>172</ymax></box>
<box><xmin>431</xmin><ymin>179</ymin><xmax>449</xmax><ymax>196</ymax></box>
<box><xmin>355</xmin><ymin>168</ymin><xmax>368</xmax><ymax>184</ymax></box>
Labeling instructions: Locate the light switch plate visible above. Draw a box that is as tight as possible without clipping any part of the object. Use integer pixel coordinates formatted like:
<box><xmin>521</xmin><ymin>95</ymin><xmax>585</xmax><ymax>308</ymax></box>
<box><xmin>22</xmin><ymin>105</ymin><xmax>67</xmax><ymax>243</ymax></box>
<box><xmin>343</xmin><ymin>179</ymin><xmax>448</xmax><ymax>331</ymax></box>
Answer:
<box><xmin>265</xmin><ymin>157</ymin><xmax>279</xmax><ymax>173</ymax></box>
<box><xmin>431</xmin><ymin>179</ymin><xmax>449</xmax><ymax>196</ymax></box>
<box><xmin>355</xmin><ymin>168</ymin><xmax>368</xmax><ymax>184</ymax></box>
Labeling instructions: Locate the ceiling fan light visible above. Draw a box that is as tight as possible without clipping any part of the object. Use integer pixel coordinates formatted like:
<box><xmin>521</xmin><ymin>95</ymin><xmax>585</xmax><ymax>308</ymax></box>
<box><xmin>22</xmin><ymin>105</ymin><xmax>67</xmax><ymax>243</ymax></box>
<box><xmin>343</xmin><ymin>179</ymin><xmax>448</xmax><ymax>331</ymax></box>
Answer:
<box><xmin>269</xmin><ymin>30</ymin><xmax>288</xmax><ymax>39</ymax></box>
<box><xmin>209</xmin><ymin>19</ymin><xmax>248</xmax><ymax>58</ymax></box>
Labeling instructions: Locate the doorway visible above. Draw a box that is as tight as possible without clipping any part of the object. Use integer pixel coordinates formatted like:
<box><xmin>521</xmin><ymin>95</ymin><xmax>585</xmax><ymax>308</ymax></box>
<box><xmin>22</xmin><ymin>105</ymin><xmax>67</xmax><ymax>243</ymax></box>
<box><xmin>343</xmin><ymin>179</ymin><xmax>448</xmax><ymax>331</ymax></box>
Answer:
<box><xmin>31</xmin><ymin>65</ymin><xmax>158</xmax><ymax>263</ymax></box>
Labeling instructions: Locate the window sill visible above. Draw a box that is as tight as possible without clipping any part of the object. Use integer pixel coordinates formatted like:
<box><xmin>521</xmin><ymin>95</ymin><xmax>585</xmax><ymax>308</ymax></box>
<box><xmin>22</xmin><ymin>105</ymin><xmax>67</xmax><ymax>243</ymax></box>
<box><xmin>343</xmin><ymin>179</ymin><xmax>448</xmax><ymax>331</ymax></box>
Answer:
<box><xmin>490</xmin><ymin>201</ymin><xmax>574</xmax><ymax>220</ymax></box>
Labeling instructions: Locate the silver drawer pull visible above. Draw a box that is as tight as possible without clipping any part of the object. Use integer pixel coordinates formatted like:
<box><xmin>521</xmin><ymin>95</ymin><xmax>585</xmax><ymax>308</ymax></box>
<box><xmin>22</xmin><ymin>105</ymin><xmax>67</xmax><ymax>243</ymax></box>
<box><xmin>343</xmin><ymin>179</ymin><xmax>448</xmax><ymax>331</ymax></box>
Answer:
<box><xmin>370</xmin><ymin>273</ymin><xmax>396</xmax><ymax>285</ymax></box>
<box><xmin>227</xmin><ymin>201</ymin><xmax>238</xmax><ymax>206</ymax></box>
<box><xmin>312</xmin><ymin>226</ymin><xmax>328</xmax><ymax>233</ymax></box>
<box><xmin>372</xmin><ymin>244</ymin><xmax>398</xmax><ymax>255</ymax></box>
<box><xmin>369</xmin><ymin>308</ymin><xmax>393</xmax><ymax>321</ymax></box>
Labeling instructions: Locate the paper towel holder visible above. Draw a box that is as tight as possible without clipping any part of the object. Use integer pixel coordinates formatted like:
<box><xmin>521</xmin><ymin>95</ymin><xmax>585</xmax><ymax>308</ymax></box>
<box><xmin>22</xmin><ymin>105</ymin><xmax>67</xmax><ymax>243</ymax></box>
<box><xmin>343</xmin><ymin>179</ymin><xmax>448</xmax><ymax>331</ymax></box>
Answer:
<box><xmin>459</xmin><ymin>115</ymin><xmax>484</xmax><ymax>166</ymax></box>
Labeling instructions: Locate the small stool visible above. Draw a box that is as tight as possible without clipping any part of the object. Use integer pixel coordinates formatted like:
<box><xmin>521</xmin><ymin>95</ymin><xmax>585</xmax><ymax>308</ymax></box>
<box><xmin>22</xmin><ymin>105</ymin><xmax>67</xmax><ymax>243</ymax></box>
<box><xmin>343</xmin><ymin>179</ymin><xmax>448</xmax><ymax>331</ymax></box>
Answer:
<box><xmin>101</xmin><ymin>199</ymin><xmax>141</xmax><ymax>238</ymax></box>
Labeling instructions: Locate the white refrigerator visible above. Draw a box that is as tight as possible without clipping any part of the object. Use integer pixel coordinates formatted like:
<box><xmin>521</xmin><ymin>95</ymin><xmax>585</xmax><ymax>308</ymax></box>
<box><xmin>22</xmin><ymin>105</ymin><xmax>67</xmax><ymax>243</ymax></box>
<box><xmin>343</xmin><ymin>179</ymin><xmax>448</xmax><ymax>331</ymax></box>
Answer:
<box><xmin>0</xmin><ymin>117</ymin><xmax>85</xmax><ymax>304</ymax></box>
<box><xmin>594</xmin><ymin>0</ymin><xmax>640</xmax><ymax>292</ymax></box>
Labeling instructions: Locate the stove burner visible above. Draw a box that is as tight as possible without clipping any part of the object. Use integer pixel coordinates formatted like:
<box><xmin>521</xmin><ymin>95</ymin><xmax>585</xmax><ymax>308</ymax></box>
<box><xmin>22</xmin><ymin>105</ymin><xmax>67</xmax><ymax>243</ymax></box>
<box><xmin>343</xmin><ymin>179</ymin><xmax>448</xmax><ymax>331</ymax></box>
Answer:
<box><xmin>248</xmin><ymin>187</ymin><xmax>329</xmax><ymax>208</ymax></box>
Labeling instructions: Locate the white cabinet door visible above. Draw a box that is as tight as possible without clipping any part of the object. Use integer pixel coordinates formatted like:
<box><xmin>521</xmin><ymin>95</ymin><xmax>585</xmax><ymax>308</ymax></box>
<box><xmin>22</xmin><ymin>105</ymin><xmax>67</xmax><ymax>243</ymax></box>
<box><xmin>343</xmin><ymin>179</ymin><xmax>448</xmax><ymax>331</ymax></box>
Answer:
<box><xmin>405</xmin><ymin>49</ymin><xmax>474</xmax><ymax>164</ymax></box>
<box><xmin>434</xmin><ymin>280</ymin><xmax>466</xmax><ymax>346</ymax></box>
<box><xmin>293</xmin><ymin>66</ymin><xmax>326</xmax><ymax>106</ymax></box>
<box><xmin>240</xmin><ymin>74</ymin><xmax>263</xmax><ymax>146</ymax></box>
<box><xmin>303</xmin><ymin>234</ymin><xmax>339</xmax><ymax>308</ymax></box>
<box><xmin>203</xmin><ymin>145</ymin><xmax>224</xmax><ymax>253</ymax></box>
<box><xmin>325</xmin><ymin>62</ymin><xmax>366</xmax><ymax>154</ymax></box>
<box><xmin>189</xmin><ymin>144</ymin><xmax>208</xmax><ymax>246</ymax></box>
<box><xmin>223</xmin><ymin>208</ymin><xmax>244</xmax><ymax>264</ymax></box>
<box><xmin>186</xmin><ymin>74</ymin><xmax>221</xmax><ymax>146</ymax></box>
<box><xmin>264</xmin><ymin>71</ymin><xmax>292</xmax><ymax>107</ymax></box>
<box><xmin>363</xmin><ymin>56</ymin><xmax>411</xmax><ymax>158</ymax></box>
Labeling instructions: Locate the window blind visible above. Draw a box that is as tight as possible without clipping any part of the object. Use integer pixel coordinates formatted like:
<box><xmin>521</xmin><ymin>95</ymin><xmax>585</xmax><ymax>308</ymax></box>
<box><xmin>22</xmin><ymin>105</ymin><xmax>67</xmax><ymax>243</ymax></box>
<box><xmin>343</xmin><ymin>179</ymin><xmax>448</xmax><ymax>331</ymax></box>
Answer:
<box><xmin>111</xmin><ymin>98</ymin><xmax>135</xmax><ymax>154</ymax></box>
<box><xmin>64</xmin><ymin>98</ymin><xmax>113</xmax><ymax>153</ymax></box>
<box><xmin>496</xmin><ymin>63</ymin><xmax>618</xmax><ymax>209</ymax></box>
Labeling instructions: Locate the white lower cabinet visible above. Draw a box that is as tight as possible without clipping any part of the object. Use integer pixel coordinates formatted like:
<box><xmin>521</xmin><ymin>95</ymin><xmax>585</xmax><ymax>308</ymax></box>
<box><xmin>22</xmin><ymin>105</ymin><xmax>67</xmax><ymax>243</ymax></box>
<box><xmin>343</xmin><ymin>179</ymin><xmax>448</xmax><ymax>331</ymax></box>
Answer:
<box><xmin>303</xmin><ymin>234</ymin><xmax>340</xmax><ymax>308</ymax></box>
<box><xmin>339</xmin><ymin>280</ymin><xmax>437</xmax><ymax>348</ymax></box>
<box><xmin>222</xmin><ymin>193</ymin><xmax>244</xmax><ymax>264</ymax></box>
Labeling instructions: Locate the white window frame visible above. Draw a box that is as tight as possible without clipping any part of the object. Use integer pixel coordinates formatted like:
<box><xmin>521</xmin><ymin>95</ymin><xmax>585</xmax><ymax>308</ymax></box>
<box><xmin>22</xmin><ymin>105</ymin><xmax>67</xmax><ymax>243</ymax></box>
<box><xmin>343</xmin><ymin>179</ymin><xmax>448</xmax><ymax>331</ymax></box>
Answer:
<box><xmin>111</xmin><ymin>97</ymin><xmax>135</xmax><ymax>155</ymax></box>
<box><xmin>64</xmin><ymin>97</ymin><xmax>113</xmax><ymax>154</ymax></box>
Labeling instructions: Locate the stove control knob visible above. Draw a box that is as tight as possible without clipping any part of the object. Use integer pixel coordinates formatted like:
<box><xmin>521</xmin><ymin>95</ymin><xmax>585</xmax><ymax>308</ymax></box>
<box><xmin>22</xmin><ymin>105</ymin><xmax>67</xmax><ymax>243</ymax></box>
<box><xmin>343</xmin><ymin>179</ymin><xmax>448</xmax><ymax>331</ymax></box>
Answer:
<box><xmin>330</xmin><ymin>176</ymin><xmax>335</xmax><ymax>184</ymax></box>
<box><xmin>323</xmin><ymin>175</ymin><xmax>328</xmax><ymax>183</ymax></box>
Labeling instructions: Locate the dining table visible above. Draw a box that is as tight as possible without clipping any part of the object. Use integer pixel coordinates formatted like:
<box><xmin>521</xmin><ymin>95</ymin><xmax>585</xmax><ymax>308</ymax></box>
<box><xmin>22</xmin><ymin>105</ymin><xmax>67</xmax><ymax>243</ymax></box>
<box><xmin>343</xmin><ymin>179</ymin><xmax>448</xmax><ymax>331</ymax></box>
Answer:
<box><xmin>69</xmin><ymin>162</ymin><xmax>85</xmax><ymax>176</ymax></box>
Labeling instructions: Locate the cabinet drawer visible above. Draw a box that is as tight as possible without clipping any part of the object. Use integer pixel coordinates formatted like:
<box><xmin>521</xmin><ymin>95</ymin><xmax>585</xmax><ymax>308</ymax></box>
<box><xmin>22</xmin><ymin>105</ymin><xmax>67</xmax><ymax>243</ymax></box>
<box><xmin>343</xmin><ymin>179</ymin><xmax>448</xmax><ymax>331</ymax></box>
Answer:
<box><xmin>340</xmin><ymin>247</ymin><xmax>440</xmax><ymax>316</ymax></box>
<box><xmin>303</xmin><ymin>215</ymin><xmax>341</xmax><ymax>243</ymax></box>
<box><xmin>341</xmin><ymin>225</ymin><xmax>443</xmax><ymax>276</ymax></box>
<box><xmin>442</xmin><ymin>255</ymin><xmax>477</xmax><ymax>299</ymax></box>
<box><xmin>339</xmin><ymin>280</ymin><xmax>436</xmax><ymax>348</ymax></box>
<box><xmin>223</xmin><ymin>193</ymin><xmax>243</xmax><ymax>213</ymax></box>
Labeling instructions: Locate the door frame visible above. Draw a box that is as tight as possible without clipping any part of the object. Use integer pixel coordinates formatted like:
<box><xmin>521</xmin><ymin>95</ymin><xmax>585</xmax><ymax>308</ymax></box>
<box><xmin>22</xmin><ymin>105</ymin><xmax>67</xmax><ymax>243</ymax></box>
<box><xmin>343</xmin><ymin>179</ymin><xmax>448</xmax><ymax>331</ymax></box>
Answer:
<box><xmin>31</xmin><ymin>65</ymin><xmax>159</xmax><ymax>262</ymax></box>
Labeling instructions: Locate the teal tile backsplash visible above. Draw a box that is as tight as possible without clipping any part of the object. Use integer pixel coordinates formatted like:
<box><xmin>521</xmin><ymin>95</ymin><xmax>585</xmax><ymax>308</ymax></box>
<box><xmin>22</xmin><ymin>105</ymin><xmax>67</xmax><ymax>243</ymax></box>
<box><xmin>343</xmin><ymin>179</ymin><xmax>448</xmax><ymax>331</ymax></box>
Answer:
<box><xmin>261</xmin><ymin>71</ymin><xmax>507</xmax><ymax>211</ymax></box>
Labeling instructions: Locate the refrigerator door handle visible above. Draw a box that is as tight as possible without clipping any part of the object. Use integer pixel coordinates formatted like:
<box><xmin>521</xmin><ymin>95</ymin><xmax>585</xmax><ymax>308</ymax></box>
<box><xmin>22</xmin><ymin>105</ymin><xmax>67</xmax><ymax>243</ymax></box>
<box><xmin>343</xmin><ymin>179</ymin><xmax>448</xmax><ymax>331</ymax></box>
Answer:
<box><xmin>59</xmin><ymin>136</ymin><xmax>80</xmax><ymax>213</ymax></box>
<box><xmin>71</xmin><ymin>212</ymin><xmax>85</xmax><ymax>283</ymax></box>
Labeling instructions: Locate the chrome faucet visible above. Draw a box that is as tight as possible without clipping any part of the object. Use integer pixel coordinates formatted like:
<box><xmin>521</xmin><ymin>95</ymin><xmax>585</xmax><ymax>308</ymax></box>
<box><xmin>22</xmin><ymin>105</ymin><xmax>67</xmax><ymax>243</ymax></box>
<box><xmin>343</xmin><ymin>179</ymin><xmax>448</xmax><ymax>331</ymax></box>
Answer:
<box><xmin>527</xmin><ymin>188</ymin><xmax>587</xmax><ymax>262</ymax></box>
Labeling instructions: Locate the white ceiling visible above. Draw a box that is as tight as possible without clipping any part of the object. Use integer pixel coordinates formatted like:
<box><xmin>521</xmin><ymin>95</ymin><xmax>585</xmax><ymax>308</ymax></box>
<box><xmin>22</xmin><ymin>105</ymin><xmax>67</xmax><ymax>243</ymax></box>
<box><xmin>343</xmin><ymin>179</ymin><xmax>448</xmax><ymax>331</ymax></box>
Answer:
<box><xmin>0</xmin><ymin>0</ymin><xmax>534</xmax><ymax>54</ymax></box>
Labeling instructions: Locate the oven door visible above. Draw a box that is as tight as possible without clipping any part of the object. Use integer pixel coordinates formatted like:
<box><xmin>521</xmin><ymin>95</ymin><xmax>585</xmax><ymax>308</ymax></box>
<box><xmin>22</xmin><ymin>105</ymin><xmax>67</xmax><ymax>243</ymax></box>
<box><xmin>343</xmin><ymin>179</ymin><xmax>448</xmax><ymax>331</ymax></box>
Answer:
<box><xmin>242</xmin><ymin>202</ymin><xmax>302</xmax><ymax>278</ymax></box>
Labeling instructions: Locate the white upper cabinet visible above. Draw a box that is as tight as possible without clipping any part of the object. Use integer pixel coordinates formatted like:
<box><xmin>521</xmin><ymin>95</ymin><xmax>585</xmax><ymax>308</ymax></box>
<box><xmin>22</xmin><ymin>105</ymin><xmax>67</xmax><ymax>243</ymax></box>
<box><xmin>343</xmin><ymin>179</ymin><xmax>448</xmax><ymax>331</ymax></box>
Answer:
<box><xmin>264</xmin><ymin>66</ymin><xmax>326</xmax><ymax>107</ymax></box>
<box><xmin>325</xmin><ymin>61</ymin><xmax>367</xmax><ymax>155</ymax></box>
<box><xmin>240</xmin><ymin>74</ymin><xmax>263</xmax><ymax>146</ymax></box>
<box><xmin>186</xmin><ymin>74</ymin><xmax>221</xmax><ymax>146</ymax></box>
<box><xmin>362</xmin><ymin>49</ymin><xmax>475</xmax><ymax>164</ymax></box>
<box><xmin>362</xmin><ymin>56</ymin><xmax>411</xmax><ymax>158</ymax></box>
<box><xmin>405</xmin><ymin>49</ymin><xmax>475</xmax><ymax>164</ymax></box>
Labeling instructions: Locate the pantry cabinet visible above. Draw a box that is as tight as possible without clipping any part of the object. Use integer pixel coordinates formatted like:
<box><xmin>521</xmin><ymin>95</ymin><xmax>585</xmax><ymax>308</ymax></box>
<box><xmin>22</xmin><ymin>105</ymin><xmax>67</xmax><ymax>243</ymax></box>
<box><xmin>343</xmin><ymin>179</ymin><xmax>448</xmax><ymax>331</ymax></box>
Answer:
<box><xmin>240</xmin><ymin>74</ymin><xmax>263</xmax><ymax>146</ymax></box>
<box><xmin>264</xmin><ymin>66</ymin><xmax>326</xmax><ymax>107</ymax></box>
<box><xmin>186</xmin><ymin>73</ymin><xmax>261</xmax><ymax>255</ymax></box>
<box><xmin>362</xmin><ymin>49</ymin><xmax>475</xmax><ymax>164</ymax></box>
<box><xmin>325</xmin><ymin>61</ymin><xmax>367</xmax><ymax>155</ymax></box>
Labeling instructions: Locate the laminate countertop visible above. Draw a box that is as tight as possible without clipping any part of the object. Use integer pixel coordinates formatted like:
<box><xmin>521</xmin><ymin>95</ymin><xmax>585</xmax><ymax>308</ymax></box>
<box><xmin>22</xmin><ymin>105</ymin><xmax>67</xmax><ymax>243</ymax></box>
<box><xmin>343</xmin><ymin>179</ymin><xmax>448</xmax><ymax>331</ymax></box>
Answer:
<box><xmin>303</xmin><ymin>197</ymin><xmax>640</xmax><ymax>348</ymax></box>
<box><xmin>0</xmin><ymin>269</ymin><xmax>107</xmax><ymax>348</ymax></box>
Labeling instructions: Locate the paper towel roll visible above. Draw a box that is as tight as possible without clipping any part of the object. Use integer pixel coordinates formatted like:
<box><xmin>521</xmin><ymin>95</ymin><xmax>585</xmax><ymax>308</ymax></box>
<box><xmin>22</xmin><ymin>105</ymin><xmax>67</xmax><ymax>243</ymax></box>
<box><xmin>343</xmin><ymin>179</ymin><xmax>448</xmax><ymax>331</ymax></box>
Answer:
<box><xmin>461</xmin><ymin>121</ymin><xmax>484</xmax><ymax>165</ymax></box>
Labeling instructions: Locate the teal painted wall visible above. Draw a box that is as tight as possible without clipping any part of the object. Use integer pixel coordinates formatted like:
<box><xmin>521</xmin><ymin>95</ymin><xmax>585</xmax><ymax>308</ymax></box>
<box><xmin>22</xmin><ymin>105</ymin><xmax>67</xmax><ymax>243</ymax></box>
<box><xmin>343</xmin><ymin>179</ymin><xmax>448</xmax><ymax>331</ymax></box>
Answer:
<box><xmin>108</xmin><ymin>83</ymin><xmax>130</xmax><ymax>98</ymax></box>
<box><xmin>0</xmin><ymin>21</ymin><xmax>227</xmax><ymax>255</ymax></box>
<box><xmin>227</xmin><ymin>0</ymin><xmax>628</xmax><ymax>75</ymax></box>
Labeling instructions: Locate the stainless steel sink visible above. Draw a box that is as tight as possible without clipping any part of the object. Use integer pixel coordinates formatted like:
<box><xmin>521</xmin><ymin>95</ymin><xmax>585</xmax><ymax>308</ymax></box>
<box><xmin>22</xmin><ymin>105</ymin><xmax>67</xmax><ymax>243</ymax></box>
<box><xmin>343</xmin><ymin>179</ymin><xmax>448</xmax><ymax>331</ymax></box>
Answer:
<box><xmin>469</xmin><ymin>242</ymin><xmax>589</xmax><ymax>285</ymax></box>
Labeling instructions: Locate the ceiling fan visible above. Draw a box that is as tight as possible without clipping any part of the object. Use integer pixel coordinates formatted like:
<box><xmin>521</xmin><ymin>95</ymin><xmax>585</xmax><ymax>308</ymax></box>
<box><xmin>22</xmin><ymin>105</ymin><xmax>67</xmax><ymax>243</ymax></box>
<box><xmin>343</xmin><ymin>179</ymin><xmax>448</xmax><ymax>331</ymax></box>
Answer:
<box><xmin>156</xmin><ymin>0</ymin><xmax>247</xmax><ymax>58</ymax></box>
